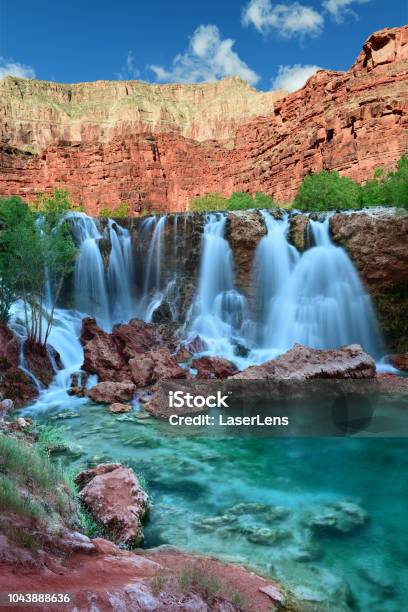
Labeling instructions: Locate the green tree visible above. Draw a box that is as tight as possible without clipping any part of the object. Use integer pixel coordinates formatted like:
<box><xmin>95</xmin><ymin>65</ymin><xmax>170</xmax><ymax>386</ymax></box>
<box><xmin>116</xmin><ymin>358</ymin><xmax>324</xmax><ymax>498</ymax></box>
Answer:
<box><xmin>295</xmin><ymin>170</ymin><xmax>361</xmax><ymax>211</ymax></box>
<box><xmin>383</xmin><ymin>155</ymin><xmax>408</xmax><ymax>208</ymax></box>
<box><xmin>0</xmin><ymin>195</ymin><xmax>77</xmax><ymax>349</ymax></box>
<box><xmin>227</xmin><ymin>192</ymin><xmax>254</xmax><ymax>210</ymax></box>
<box><xmin>30</xmin><ymin>189</ymin><xmax>84</xmax><ymax>215</ymax></box>
<box><xmin>99</xmin><ymin>202</ymin><xmax>130</xmax><ymax>218</ymax></box>
<box><xmin>253</xmin><ymin>192</ymin><xmax>276</xmax><ymax>209</ymax></box>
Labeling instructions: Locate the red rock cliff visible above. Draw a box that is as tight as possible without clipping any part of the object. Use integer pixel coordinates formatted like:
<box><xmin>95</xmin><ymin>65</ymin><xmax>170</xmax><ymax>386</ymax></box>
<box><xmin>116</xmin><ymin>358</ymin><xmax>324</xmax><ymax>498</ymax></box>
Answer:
<box><xmin>0</xmin><ymin>26</ymin><xmax>407</xmax><ymax>214</ymax></box>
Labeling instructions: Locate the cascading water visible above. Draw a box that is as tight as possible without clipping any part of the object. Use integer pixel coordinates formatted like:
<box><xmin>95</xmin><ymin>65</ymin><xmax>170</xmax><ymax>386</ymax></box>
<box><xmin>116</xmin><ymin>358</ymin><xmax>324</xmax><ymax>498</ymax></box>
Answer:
<box><xmin>254</xmin><ymin>212</ymin><xmax>300</xmax><ymax>331</ymax></box>
<box><xmin>188</xmin><ymin>213</ymin><xmax>248</xmax><ymax>359</ymax></box>
<box><xmin>11</xmin><ymin>207</ymin><xmax>389</xmax><ymax>414</ymax></box>
<box><xmin>107</xmin><ymin>219</ymin><xmax>135</xmax><ymax>324</ymax></box>
<box><xmin>136</xmin><ymin>215</ymin><xmax>169</xmax><ymax>320</ymax></box>
<box><xmin>262</xmin><ymin>215</ymin><xmax>384</xmax><ymax>358</ymax></box>
<box><xmin>72</xmin><ymin>214</ymin><xmax>136</xmax><ymax>329</ymax></box>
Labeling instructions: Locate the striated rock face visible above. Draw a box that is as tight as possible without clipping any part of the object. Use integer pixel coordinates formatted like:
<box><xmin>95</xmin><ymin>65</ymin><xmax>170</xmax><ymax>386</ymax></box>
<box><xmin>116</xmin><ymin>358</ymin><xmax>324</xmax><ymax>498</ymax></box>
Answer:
<box><xmin>75</xmin><ymin>463</ymin><xmax>148</xmax><ymax>547</ymax></box>
<box><xmin>0</xmin><ymin>26</ymin><xmax>407</xmax><ymax>213</ymax></box>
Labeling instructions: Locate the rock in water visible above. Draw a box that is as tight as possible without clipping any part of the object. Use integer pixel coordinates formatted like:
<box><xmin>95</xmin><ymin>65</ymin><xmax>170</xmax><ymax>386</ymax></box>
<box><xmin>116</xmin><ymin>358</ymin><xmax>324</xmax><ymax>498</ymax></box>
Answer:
<box><xmin>0</xmin><ymin>324</ymin><xmax>38</xmax><ymax>406</ymax></box>
<box><xmin>110</xmin><ymin>402</ymin><xmax>132</xmax><ymax>414</ymax></box>
<box><xmin>87</xmin><ymin>381</ymin><xmax>136</xmax><ymax>403</ymax></box>
<box><xmin>309</xmin><ymin>500</ymin><xmax>368</xmax><ymax>534</ymax></box>
<box><xmin>192</xmin><ymin>356</ymin><xmax>238</xmax><ymax>379</ymax></box>
<box><xmin>151</xmin><ymin>301</ymin><xmax>173</xmax><ymax>324</ymax></box>
<box><xmin>0</xmin><ymin>398</ymin><xmax>13</xmax><ymax>421</ymax></box>
<box><xmin>231</xmin><ymin>344</ymin><xmax>376</xmax><ymax>381</ymax></box>
<box><xmin>75</xmin><ymin>463</ymin><xmax>148</xmax><ymax>547</ymax></box>
<box><xmin>385</xmin><ymin>353</ymin><xmax>408</xmax><ymax>371</ymax></box>
<box><xmin>128</xmin><ymin>348</ymin><xmax>187</xmax><ymax>387</ymax></box>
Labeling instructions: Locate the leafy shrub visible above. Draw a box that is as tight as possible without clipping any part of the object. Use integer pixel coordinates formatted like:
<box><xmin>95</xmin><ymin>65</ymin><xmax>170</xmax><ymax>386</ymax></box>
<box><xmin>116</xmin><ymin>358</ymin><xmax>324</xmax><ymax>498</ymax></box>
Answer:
<box><xmin>227</xmin><ymin>192</ymin><xmax>254</xmax><ymax>210</ymax></box>
<box><xmin>191</xmin><ymin>193</ymin><xmax>228</xmax><ymax>212</ymax></box>
<box><xmin>99</xmin><ymin>202</ymin><xmax>130</xmax><ymax>218</ymax></box>
<box><xmin>191</xmin><ymin>191</ymin><xmax>276</xmax><ymax>212</ymax></box>
<box><xmin>295</xmin><ymin>170</ymin><xmax>361</xmax><ymax>211</ymax></box>
<box><xmin>253</xmin><ymin>192</ymin><xmax>276</xmax><ymax>209</ymax></box>
<box><xmin>29</xmin><ymin>189</ymin><xmax>84</xmax><ymax>214</ymax></box>
<box><xmin>382</xmin><ymin>155</ymin><xmax>408</xmax><ymax>209</ymax></box>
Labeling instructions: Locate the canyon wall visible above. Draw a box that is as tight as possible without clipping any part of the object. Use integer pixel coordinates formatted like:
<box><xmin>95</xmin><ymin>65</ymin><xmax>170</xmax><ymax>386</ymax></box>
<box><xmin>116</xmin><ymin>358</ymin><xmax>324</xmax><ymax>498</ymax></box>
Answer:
<box><xmin>0</xmin><ymin>26</ymin><xmax>407</xmax><ymax>214</ymax></box>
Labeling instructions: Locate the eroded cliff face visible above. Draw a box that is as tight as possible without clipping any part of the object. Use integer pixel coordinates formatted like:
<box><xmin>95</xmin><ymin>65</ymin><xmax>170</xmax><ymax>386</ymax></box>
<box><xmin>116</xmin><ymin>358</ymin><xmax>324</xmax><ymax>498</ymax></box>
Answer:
<box><xmin>0</xmin><ymin>26</ymin><xmax>407</xmax><ymax>213</ymax></box>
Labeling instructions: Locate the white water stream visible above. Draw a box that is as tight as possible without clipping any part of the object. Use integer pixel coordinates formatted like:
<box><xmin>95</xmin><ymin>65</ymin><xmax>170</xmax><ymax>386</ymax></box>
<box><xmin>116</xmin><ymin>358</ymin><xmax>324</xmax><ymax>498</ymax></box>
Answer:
<box><xmin>10</xmin><ymin>209</ymin><xmax>391</xmax><ymax>412</ymax></box>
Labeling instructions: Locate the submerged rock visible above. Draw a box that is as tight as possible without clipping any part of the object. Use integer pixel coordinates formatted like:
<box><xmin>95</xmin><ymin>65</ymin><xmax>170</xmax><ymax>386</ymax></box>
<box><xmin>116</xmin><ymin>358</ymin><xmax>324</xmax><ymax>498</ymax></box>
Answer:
<box><xmin>87</xmin><ymin>381</ymin><xmax>136</xmax><ymax>403</ymax></box>
<box><xmin>309</xmin><ymin>500</ymin><xmax>368</xmax><ymax>535</ymax></box>
<box><xmin>75</xmin><ymin>463</ymin><xmax>149</xmax><ymax>547</ymax></box>
<box><xmin>231</xmin><ymin>343</ymin><xmax>376</xmax><ymax>381</ymax></box>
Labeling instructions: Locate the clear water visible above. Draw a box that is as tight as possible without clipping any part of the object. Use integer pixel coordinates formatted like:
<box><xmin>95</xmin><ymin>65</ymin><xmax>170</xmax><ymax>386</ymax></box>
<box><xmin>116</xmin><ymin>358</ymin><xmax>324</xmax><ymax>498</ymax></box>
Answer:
<box><xmin>30</xmin><ymin>402</ymin><xmax>408</xmax><ymax>612</ymax></box>
<box><xmin>13</xmin><ymin>210</ymin><xmax>407</xmax><ymax>610</ymax></box>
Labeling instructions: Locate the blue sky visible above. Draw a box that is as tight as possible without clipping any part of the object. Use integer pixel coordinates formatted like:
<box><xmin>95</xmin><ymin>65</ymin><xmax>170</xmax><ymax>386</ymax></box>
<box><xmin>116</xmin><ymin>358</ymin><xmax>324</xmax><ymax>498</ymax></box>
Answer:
<box><xmin>0</xmin><ymin>0</ymin><xmax>406</xmax><ymax>91</ymax></box>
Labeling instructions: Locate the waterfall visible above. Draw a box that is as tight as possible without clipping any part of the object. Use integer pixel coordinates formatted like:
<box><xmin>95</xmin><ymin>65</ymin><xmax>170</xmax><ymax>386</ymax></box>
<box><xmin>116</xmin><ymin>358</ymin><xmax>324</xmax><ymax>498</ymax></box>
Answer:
<box><xmin>254</xmin><ymin>212</ymin><xmax>300</xmax><ymax>328</ymax></box>
<box><xmin>9</xmin><ymin>208</ymin><xmax>390</xmax><ymax>415</ymax></box>
<box><xmin>72</xmin><ymin>214</ymin><xmax>111</xmax><ymax>327</ymax></box>
<box><xmin>107</xmin><ymin>219</ymin><xmax>135</xmax><ymax>324</ymax></box>
<box><xmin>71</xmin><ymin>213</ymin><xmax>136</xmax><ymax>328</ymax></box>
<box><xmin>188</xmin><ymin>213</ymin><xmax>248</xmax><ymax>359</ymax></box>
<box><xmin>261</xmin><ymin>215</ymin><xmax>384</xmax><ymax>358</ymax></box>
<box><xmin>133</xmin><ymin>215</ymin><xmax>168</xmax><ymax>320</ymax></box>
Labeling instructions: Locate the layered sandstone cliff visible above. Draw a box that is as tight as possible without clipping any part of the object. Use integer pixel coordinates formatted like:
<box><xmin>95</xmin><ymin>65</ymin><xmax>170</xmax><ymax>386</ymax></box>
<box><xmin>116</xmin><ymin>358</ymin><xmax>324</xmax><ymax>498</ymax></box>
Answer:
<box><xmin>0</xmin><ymin>26</ymin><xmax>407</xmax><ymax>213</ymax></box>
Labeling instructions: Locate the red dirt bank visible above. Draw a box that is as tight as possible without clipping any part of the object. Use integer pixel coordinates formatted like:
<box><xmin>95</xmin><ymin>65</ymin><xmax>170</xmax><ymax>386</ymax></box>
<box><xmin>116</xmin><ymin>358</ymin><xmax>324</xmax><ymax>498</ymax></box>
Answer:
<box><xmin>0</xmin><ymin>26</ymin><xmax>407</xmax><ymax>214</ymax></box>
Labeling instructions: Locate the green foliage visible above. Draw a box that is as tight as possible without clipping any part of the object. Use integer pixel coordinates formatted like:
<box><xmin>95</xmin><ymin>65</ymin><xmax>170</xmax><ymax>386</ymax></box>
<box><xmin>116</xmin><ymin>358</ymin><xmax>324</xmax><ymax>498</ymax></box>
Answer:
<box><xmin>191</xmin><ymin>193</ymin><xmax>228</xmax><ymax>212</ymax></box>
<box><xmin>295</xmin><ymin>170</ymin><xmax>361</xmax><ymax>211</ymax></box>
<box><xmin>0</xmin><ymin>474</ymin><xmax>44</xmax><ymax>519</ymax></box>
<box><xmin>30</xmin><ymin>189</ymin><xmax>84</xmax><ymax>215</ymax></box>
<box><xmin>99</xmin><ymin>202</ymin><xmax>130</xmax><ymax>218</ymax></box>
<box><xmin>36</xmin><ymin>424</ymin><xmax>70</xmax><ymax>455</ymax></box>
<box><xmin>295</xmin><ymin>156</ymin><xmax>408</xmax><ymax>211</ymax></box>
<box><xmin>253</xmin><ymin>192</ymin><xmax>276</xmax><ymax>209</ymax></box>
<box><xmin>191</xmin><ymin>191</ymin><xmax>277</xmax><ymax>212</ymax></box>
<box><xmin>382</xmin><ymin>154</ymin><xmax>408</xmax><ymax>209</ymax></box>
<box><xmin>0</xmin><ymin>432</ymin><xmax>75</xmax><ymax>527</ymax></box>
<box><xmin>75</xmin><ymin>505</ymin><xmax>102</xmax><ymax>538</ymax></box>
<box><xmin>227</xmin><ymin>192</ymin><xmax>254</xmax><ymax>210</ymax></box>
<box><xmin>0</xmin><ymin>193</ymin><xmax>77</xmax><ymax>346</ymax></box>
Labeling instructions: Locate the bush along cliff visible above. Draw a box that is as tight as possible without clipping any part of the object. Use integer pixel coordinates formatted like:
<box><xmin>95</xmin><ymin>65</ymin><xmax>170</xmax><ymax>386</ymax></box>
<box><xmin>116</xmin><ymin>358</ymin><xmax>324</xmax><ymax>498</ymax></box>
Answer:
<box><xmin>191</xmin><ymin>155</ymin><xmax>408</xmax><ymax>213</ymax></box>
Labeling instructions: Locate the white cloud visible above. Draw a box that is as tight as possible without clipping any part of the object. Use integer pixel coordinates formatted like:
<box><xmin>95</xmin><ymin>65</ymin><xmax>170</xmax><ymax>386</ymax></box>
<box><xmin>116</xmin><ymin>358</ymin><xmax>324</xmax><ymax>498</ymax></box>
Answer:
<box><xmin>116</xmin><ymin>51</ymin><xmax>140</xmax><ymax>80</ymax></box>
<box><xmin>149</xmin><ymin>24</ymin><xmax>260</xmax><ymax>85</ymax></box>
<box><xmin>322</xmin><ymin>0</ymin><xmax>372</xmax><ymax>22</ymax></box>
<box><xmin>242</xmin><ymin>0</ymin><xmax>324</xmax><ymax>38</ymax></box>
<box><xmin>272</xmin><ymin>63</ymin><xmax>321</xmax><ymax>92</ymax></box>
<box><xmin>0</xmin><ymin>58</ymin><xmax>36</xmax><ymax>79</ymax></box>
